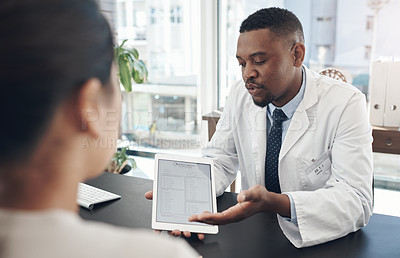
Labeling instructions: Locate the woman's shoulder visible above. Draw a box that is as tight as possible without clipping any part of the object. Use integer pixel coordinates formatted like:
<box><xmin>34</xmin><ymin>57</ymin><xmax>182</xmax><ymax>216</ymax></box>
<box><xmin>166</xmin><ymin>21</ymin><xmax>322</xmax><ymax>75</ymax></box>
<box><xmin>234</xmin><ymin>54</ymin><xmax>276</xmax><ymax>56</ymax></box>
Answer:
<box><xmin>0</xmin><ymin>209</ymin><xmax>198</xmax><ymax>258</ymax></box>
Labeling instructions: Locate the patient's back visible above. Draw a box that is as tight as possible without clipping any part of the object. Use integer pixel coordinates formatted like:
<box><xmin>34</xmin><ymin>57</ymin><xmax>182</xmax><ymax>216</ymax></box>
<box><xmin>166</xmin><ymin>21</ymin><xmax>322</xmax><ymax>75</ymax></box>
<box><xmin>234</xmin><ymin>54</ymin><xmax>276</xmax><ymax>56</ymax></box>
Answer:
<box><xmin>0</xmin><ymin>209</ymin><xmax>198</xmax><ymax>258</ymax></box>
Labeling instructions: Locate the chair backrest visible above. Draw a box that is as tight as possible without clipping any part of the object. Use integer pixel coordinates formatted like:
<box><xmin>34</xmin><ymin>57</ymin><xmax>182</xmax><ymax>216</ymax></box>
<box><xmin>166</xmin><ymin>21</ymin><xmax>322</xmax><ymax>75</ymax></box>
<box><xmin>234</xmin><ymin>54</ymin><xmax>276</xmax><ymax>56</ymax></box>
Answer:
<box><xmin>319</xmin><ymin>67</ymin><xmax>347</xmax><ymax>83</ymax></box>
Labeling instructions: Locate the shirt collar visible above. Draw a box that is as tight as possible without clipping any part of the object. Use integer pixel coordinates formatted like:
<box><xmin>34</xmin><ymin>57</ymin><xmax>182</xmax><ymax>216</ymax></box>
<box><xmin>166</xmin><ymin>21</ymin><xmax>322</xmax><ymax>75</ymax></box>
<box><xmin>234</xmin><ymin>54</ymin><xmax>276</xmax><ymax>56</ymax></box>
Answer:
<box><xmin>268</xmin><ymin>66</ymin><xmax>306</xmax><ymax>119</ymax></box>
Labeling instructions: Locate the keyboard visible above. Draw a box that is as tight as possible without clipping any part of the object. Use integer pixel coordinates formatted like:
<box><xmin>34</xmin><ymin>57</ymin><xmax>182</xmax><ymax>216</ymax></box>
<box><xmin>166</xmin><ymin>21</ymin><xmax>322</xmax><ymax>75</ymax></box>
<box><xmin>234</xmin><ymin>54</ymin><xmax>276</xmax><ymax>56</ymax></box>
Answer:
<box><xmin>77</xmin><ymin>183</ymin><xmax>121</xmax><ymax>210</ymax></box>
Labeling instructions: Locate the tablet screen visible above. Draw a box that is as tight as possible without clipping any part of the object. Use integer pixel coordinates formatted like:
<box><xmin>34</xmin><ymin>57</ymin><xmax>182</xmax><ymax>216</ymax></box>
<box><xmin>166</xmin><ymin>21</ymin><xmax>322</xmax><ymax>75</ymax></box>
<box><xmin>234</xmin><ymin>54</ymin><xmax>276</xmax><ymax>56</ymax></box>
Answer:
<box><xmin>156</xmin><ymin>159</ymin><xmax>213</xmax><ymax>226</ymax></box>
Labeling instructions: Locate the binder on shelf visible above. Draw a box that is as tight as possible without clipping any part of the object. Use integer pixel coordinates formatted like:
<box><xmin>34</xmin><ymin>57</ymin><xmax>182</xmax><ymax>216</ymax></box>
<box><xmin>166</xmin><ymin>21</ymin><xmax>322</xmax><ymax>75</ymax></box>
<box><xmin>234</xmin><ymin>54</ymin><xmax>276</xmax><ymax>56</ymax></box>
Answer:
<box><xmin>369</xmin><ymin>60</ymin><xmax>388</xmax><ymax>126</ymax></box>
<box><xmin>385</xmin><ymin>62</ymin><xmax>400</xmax><ymax>127</ymax></box>
<box><xmin>369</xmin><ymin>58</ymin><xmax>400</xmax><ymax>127</ymax></box>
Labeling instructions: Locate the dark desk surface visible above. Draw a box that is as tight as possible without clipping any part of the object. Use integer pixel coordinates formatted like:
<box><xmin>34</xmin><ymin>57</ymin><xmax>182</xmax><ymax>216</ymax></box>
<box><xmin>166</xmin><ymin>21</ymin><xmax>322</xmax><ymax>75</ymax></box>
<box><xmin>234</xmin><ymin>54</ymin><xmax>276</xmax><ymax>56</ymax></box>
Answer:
<box><xmin>80</xmin><ymin>172</ymin><xmax>400</xmax><ymax>258</ymax></box>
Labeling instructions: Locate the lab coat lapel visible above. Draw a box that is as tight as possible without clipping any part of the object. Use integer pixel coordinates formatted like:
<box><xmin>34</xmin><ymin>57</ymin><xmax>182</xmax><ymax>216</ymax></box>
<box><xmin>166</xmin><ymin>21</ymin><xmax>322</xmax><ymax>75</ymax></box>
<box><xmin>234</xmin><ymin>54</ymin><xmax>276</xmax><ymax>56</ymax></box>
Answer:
<box><xmin>280</xmin><ymin>68</ymin><xmax>318</xmax><ymax>160</ymax></box>
<box><xmin>244</xmin><ymin>98</ymin><xmax>267</xmax><ymax>179</ymax></box>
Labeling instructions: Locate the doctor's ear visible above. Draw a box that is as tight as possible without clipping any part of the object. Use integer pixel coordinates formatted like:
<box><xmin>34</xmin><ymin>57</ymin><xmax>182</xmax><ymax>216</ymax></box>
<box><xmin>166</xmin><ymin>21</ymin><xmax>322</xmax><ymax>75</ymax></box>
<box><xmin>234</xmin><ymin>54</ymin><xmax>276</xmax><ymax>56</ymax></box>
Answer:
<box><xmin>292</xmin><ymin>42</ymin><xmax>305</xmax><ymax>67</ymax></box>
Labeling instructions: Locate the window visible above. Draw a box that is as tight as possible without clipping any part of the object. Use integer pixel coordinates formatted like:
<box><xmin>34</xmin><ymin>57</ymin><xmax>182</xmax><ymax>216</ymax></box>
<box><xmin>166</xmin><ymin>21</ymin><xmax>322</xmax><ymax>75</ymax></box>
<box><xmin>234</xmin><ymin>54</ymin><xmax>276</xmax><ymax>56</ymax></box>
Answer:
<box><xmin>316</xmin><ymin>16</ymin><xmax>333</xmax><ymax>22</ymax></box>
<box><xmin>316</xmin><ymin>45</ymin><xmax>332</xmax><ymax>66</ymax></box>
<box><xmin>170</xmin><ymin>6</ymin><xmax>182</xmax><ymax>24</ymax></box>
<box><xmin>117</xmin><ymin>2</ymin><xmax>127</xmax><ymax>27</ymax></box>
<box><xmin>133</xmin><ymin>10</ymin><xmax>146</xmax><ymax>40</ymax></box>
<box><xmin>217</xmin><ymin>0</ymin><xmax>378</xmax><ymax>106</ymax></box>
<box><xmin>216</xmin><ymin>0</ymin><xmax>400</xmax><ymax>193</ymax></box>
<box><xmin>365</xmin><ymin>45</ymin><xmax>372</xmax><ymax>60</ymax></box>
<box><xmin>218</xmin><ymin>0</ymin><xmax>285</xmax><ymax>108</ymax></box>
<box><xmin>149</xmin><ymin>7</ymin><xmax>157</xmax><ymax>24</ymax></box>
<box><xmin>112</xmin><ymin>0</ymin><xmax>400</xmax><ymax>201</ymax></box>
<box><xmin>366</xmin><ymin>15</ymin><xmax>374</xmax><ymax>30</ymax></box>
<box><xmin>116</xmin><ymin>0</ymin><xmax>202</xmax><ymax>154</ymax></box>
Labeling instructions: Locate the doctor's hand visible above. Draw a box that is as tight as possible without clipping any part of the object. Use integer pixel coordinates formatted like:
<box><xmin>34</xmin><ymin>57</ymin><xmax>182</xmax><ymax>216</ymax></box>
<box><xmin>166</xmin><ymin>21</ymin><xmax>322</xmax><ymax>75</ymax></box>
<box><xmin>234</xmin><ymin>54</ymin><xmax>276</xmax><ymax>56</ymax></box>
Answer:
<box><xmin>144</xmin><ymin>190</ymin><xmax>205</xmax><ymax>240</ymax></box>
<box><xmin>188</xmin><ymin>185</ymin><xmax>290</xmax><ymax>225</ymax></box>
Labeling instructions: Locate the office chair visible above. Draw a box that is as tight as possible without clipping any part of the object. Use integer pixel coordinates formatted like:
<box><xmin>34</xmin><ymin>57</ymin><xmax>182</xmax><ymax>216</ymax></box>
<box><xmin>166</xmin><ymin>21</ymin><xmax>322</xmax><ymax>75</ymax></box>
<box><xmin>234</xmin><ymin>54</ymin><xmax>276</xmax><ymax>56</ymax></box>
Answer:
<box><xmin>319</xmin><ymin>67</ymin><xmax>348</xmax><ymax>83</ymax></box>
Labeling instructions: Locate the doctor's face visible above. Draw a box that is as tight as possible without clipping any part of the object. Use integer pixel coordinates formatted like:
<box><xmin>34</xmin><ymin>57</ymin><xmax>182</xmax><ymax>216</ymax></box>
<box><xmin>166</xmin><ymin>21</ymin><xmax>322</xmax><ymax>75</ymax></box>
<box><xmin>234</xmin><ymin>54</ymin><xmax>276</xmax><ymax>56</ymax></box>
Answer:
<box><xmin>236</xmin><ymin>28</ymin><xmax>301</xmax><ymax>107</ymax></box>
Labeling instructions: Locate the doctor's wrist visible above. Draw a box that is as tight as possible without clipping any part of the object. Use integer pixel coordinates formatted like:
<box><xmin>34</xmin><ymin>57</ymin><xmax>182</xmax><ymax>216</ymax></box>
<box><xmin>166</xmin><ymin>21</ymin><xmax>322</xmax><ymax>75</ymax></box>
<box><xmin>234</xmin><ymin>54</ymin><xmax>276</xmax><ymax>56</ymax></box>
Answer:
<box><xmin>266</xmin><ymin>192</ymin><xmax>291</xmax><ymax>218</ymax></box>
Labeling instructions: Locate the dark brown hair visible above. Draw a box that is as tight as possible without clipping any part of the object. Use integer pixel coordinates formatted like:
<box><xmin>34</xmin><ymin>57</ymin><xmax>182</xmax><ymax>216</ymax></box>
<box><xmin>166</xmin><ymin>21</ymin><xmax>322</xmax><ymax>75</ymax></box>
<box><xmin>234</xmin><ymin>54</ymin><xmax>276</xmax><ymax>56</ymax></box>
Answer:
<box><xmin>0</xmin><ymin>0</ymin><xmax>114</xmax><ymax>162</ymax></box>
<box><xmin>240</xmin><ymin>7</ymin><xmax>304</xmax><ymax>43</ymax></box>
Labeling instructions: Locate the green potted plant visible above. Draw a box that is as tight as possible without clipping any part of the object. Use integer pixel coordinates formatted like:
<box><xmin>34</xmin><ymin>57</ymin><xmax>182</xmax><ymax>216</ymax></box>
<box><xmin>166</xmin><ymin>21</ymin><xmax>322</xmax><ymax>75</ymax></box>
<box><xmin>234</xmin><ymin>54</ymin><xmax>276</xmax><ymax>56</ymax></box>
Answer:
<box><xmin>106</xmin><ymin>147</ymin><xmax>136</xmax><ymax>174</ymax></box>
<box><xmin>106</xmin><ymin>40</ymin><xmax>148</xmax><ymax>174</ymax></box>
<box><xmin>114</xmin><ymin>39</ymin><xmax>148</xmax><ymax>91</ymax></box>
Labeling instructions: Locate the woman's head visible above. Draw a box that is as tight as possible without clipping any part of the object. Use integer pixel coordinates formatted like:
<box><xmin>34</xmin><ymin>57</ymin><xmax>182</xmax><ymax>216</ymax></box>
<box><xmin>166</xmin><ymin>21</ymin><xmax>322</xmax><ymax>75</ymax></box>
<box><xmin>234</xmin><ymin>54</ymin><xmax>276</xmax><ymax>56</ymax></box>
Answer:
<box><xmin>0</xmin><ymin>0</ymin><xmax>116</xmax><ymax>166</ymax></box>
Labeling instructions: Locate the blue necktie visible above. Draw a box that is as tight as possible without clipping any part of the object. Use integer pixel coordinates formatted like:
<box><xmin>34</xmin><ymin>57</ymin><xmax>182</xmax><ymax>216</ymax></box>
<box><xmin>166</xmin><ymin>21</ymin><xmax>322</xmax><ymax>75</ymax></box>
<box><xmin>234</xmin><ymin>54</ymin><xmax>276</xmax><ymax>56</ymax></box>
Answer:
<box><xmin>265</xmin><ymin>109</ymin><xmax>287</xmax><ymax>193</ymax></box>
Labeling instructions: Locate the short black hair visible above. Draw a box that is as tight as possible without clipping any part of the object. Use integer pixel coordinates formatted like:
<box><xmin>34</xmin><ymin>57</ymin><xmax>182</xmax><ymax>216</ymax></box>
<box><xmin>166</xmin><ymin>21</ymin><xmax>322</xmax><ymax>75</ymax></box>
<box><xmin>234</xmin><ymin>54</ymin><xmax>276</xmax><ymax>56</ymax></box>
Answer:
<box><xmin>0</xmin><ymin>0</ymin><xmax>114</xmax><ymax>163</ymax></box>
<box><xmin>240</xmin><ymin>7</ymin><xmax>304</xmax><ymax>43</ymax></box>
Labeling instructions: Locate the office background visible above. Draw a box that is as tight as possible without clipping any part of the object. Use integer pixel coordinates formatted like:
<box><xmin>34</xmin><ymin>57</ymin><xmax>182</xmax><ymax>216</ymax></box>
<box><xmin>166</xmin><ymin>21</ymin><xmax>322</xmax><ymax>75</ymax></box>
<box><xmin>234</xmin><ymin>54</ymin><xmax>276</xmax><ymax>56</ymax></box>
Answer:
<box><xmin>96</xmin><ymin>0</ymin><xmax>400</xmax><ymax>216</ymax></box>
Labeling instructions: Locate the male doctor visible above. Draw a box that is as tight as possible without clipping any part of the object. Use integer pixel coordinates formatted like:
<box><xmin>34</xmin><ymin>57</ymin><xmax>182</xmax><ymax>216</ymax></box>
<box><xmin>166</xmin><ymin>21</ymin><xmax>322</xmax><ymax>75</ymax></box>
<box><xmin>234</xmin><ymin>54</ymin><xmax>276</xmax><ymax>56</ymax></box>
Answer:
<box><xmin>188</xmin><ymin>7</ymin><xmax>373</xmax><ymax>248</ymax></box>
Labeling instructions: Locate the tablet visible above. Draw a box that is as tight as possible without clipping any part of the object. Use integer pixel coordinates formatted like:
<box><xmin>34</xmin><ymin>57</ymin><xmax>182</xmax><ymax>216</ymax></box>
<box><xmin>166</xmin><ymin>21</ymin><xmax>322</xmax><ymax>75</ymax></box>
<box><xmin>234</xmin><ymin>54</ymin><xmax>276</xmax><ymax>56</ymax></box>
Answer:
<box><xmin>151</xmin><ymin>153</ymin><xmax>218</xmax><ymax>234</ymax></box>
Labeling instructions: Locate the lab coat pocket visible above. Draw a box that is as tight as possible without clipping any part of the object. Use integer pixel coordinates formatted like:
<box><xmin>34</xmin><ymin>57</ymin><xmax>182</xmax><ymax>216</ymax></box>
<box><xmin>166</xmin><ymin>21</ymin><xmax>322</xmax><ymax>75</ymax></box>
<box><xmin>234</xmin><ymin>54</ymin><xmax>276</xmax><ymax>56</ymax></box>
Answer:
<box><xmin>305</xmin><ymin>149</ymin><xmax>332</xmax><ymax>188</ymax></box>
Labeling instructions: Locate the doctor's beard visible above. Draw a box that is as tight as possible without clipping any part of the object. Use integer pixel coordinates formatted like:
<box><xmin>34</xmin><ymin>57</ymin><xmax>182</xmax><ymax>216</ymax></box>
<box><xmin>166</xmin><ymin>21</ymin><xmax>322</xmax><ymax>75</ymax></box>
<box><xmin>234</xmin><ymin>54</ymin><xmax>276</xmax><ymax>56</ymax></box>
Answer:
<box><xmin>253</xmin><ymin>95</ymin><xmax>273</xmax><ymax>108</ymax></box>
<box><xmin>246</xmin><ymin>80</ymin><xmax>273</xmax><ymax>108</ymax></box>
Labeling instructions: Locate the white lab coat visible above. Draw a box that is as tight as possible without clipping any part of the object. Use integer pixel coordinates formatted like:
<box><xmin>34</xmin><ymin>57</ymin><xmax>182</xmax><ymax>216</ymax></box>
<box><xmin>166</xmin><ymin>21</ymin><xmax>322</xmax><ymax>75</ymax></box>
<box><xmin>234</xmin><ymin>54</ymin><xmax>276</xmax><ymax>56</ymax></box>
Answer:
<box><xmin>203</xmin><ymin>66</ymin><xmax>373</xmax><ymax>248</ymax></box>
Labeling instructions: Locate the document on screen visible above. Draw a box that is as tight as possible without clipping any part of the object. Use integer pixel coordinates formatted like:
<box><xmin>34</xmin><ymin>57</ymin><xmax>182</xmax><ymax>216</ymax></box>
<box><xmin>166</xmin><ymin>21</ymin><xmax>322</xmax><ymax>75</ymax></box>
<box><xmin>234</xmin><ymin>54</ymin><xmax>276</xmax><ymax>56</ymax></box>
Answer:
<box><xmin>152</xmin><ymin>154</ymin><xmax>218</xmax><ymax>234</ymax></box>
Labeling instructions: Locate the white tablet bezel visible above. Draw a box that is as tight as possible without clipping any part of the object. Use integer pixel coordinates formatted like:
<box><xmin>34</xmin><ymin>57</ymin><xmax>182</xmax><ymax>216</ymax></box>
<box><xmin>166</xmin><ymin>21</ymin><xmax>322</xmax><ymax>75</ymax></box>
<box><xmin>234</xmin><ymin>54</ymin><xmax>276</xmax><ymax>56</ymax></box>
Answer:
<box><xmin>151</xmin><ymin>153</ymin><xmax>218</xmax><ymax>234</ymax></box>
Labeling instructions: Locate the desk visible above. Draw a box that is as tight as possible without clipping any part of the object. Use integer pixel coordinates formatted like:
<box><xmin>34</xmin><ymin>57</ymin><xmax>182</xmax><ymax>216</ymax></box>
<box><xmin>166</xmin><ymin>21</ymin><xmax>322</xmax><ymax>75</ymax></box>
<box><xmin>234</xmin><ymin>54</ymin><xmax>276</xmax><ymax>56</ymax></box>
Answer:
<box><xmin>80</xmin><ymin>172</ymin><xmax>400</xmax><ymax>258</ymax></box>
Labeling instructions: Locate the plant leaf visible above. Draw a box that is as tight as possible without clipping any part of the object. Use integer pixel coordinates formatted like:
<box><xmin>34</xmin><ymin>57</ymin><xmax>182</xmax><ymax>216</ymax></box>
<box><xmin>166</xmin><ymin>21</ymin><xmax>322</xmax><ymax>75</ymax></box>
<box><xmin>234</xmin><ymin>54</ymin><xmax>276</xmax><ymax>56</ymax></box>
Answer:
<box><xmin>139</xmin><ymin>60</ymin><xmax>148</xmax><ymax>78</ymax></box>
<box><xmin>132</xmin><ymin>69</ymin><xmax>144</xmax><ymax>84</ymax></box>
<box><xmin>127</xmin><ymin>48</ymin><xmax>139</xmax><ymax>60</ymax></box>
<box><xmin>114</xmin><ymin>39</ymin><xmax>148</xmax><ymax>89</ymax></box>
<box><xmin>130</xmin><ymin>159</ymin><xmax>137</xmax><ymax>170</ymax></box>
<box><xmin>132</xmin><ymin>59</ymin><xmax>148</xmax><ymax>83</ymax></box>
<box><xmin>118</xmin><ymin>53</ymin><xmax>133</xmax><ymax>92</ymax></box>
<box><xmin>120</xmin><ymin>147</ymin><xmax>127</xmax><ymax>162</ymax></box>
<box><xmin>133</xmin><ymin>60</ymin><xmax>145</xmax><ymax>80</ymax></box>
<box><xmin>120</xmin><ymin>39</ymin><xmax>128</xmax><ymax>48</ymax></box>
